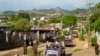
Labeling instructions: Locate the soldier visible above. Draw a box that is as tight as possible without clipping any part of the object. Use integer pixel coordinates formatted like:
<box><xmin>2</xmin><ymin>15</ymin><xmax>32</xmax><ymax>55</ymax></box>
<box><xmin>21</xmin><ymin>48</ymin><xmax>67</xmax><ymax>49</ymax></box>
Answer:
<box><xmin>33</xmin><ymin>41</ymin><xmax>38</xmax><ymax>56</ymax></box>
<box><xmin>23</xmin><ymin>41</ymin><xmax>27</xmax><ymax>55</ymax></box>
<box><xmin>95</xmin><ymin>31</ymin><xmax>100</xmax><ymax>56</ymax></box>
<box><xmin>94</xmin><ymin>42</ymin><xmax>99</xmax><ymax>56</ymax></box>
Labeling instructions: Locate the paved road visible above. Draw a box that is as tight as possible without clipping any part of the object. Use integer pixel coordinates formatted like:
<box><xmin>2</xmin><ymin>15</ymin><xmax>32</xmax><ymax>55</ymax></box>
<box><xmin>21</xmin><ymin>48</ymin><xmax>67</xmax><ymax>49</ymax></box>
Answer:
<box><xmin>65</xmin><ymin>46</ymin><xmax>74</xmax><ymax>56</ymax></box>
<box><xmin>0</xmin><ymin>42</ymin><xmax>75</xmax><ymax>56</ymax></box>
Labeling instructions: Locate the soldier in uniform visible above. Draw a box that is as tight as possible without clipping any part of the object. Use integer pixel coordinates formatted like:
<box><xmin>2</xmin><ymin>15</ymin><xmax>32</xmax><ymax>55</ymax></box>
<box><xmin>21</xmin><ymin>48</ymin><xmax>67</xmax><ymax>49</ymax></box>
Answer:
<box><xmin>33</xmin><ymin>41</ymin><xmax>38</xmax><ymax>56</ymax></box>
<box><xmin>95</xmin><ymin>31</ymin><xmax>100</xmax><ymax>56</ymax></box>
<box><xmin>23</xmin><ymin>41</ymin><xmax>27</xmax><ymax>55</ymax></box>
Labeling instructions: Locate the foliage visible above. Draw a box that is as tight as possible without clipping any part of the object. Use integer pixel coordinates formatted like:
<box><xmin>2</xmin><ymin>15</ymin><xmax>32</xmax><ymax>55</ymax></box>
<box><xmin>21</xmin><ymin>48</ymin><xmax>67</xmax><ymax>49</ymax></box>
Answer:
<box><xmin>79</xmin><ymin>33</ymin><xmax>85</xmax><ymax>41</ymax></box>
<box><xmin>57</xmin><ymin>30</ymin><xmax>64</xmax><ymax>41</ymax></box>
<box><xmin>57</xmin><ymin>35</ymin><xmax>64</xmax><ymax>41</ymax></box>
<box><xmin>18</xmin><ymin>12</ymin><xmax>30</xmax><ymax>20</ymax></box>
<box><xmin>73</xmin><ymin>48</ymin><xmax>82</xmax><ymax>53</ymax></box>
<box><xmin>38</xmin><ymin>50</ymin><xmax>43</xmax><ymax>56</ymax></box>
<box><xmin>39</xmin><ymin>22</ymin><xmax>43</xmax><ymax>27</ymax></box>
<box><xmin>61</xmin><ymin>15</ymin><xmax>76</xmax><ymax>27</ymax></box>
<box><xmin>90</xmin><ymin>3</ymin><xmax>100</xmax><ymax>31</ymax></box>
<box><xmin>63</xmin><ymin>31</ymin><xmax>68</xmax><ymax>35</ymax></box>
<box><xmin>96</xmin><ymin>2</ymin><xmax>100</xmax><ymax>9</ymax></box>
<box><xmin>34</xmin><ymin>20</ymin><xmax>38</xmax><ymax>25</ymax></box>
<box><xmin>90</xmin><ymin>12</ymin><xmax>100</xmax><ymax>31</ymax></box>
<box><xmin>9</xmin><ymin>23</ymin><xmax>15</xmax><ymax>30</ymax></box>
<box><xmin>91</xmin><ymin>17</ymin><xmax>100</xmax><ymax>31</ymax></box>
<box><xmin>28</xmin><ymin>53</ymin><xmax>34</xmax><ymax>56</ymax></box>
<box><xmin>8</xmin><ymin>17</ymin><xmax>31</xmax><ymax>32</ymax></box>
<box><xmin>78</xmin><ymin>28</ymin><xmax>85</xmax><ymax>41</ymax></box>
<box><xmin>14</xmin><ymin>18</ymin><xmax>30</xmax><ymax>31</ymax></box>
<box><xmin>90</xmin><ymin>12</ymin><xmax>100</xmax><ymax>23</ymax></box>
<box><xmin>48</xmin><ymin>18</ymin><xmax>60</xmax><ymax>23</ymax></box>
<box><xmin>91</xmin><ymin>36</ymin><xmax>97</xmax><ymax>46</ymax></box>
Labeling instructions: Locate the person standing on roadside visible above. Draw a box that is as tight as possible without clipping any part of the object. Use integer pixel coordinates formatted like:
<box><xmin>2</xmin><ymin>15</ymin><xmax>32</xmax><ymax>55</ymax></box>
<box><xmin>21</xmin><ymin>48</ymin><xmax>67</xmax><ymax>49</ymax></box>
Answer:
<box><xmin>33</xmin><ymin>41</ymin><xmax>38</xmax><ymax>56</ymax></box>
<box><xmin>94</xmin><ymin>42</ymin><xmax>99</xmax><ymax>56</ymax></box>
<box><xmin>95</xmin><ymin>31</ymin><xmax>100</xmax><ymax>56</ymax></box>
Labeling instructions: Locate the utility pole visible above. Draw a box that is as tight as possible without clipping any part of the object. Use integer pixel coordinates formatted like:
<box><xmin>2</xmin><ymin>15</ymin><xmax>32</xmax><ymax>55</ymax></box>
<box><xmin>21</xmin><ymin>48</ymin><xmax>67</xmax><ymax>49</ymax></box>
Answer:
<box><xmin>80</xmin><ymin>13</ymin><xmax>83</xmax><ymax>40</ymax></box>
<box><xmin>86</xmin><ymin>0</ymin><xmax>93</xmax><ymax>46</ymax></box>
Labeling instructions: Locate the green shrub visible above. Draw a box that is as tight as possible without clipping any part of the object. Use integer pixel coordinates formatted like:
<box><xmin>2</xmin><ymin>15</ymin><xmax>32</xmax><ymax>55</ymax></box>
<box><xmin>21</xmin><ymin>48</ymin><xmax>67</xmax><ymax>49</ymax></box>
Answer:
<box><xmin>79</xmin><ymin>34</ymin><xmax>85</xmax><ymax>41</ymax></box>
<box><xmin>63</xmin><ymin>31</ymin><xmax>68</xmax><ymax>35</ymax></box>
<box><xmin>28</xmin><ymin>53</ymin><xmax>34</xmax><ymax>56</ymax></box>
<box><xmin>38</xmin><ymin>50</ymin><xmax>43</xmax><ymax>56</ymax></box>
<box><xmin>91</xmin><ymin>36</ymin><xmax>97</xmax><ymax>46</ymax></box>
<box><xmin>73</xmin><ymin>48</ymin><xmax>82</xmax><ymax>53</ymax></box>
<box><xmin>57</xmin><ymin>35</ymin><xmax>64</xmax><ymax>41</ymax></box>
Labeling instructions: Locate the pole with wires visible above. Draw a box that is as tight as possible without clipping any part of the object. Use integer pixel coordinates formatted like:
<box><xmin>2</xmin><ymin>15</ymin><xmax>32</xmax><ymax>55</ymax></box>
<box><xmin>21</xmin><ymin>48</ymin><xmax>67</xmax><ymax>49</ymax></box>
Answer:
<box><xmin>86</xmin><ymin>0</ymin><xmax>93</xmax><ymax>46</ymax></box>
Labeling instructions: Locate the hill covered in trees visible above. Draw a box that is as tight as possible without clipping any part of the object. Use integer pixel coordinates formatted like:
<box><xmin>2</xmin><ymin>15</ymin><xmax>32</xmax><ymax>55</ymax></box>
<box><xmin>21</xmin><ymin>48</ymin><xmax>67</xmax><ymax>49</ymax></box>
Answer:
<box><xmin>1</xmin><ymin>7</ymin><xmax>100</xmax><ymax>17</ymax></box>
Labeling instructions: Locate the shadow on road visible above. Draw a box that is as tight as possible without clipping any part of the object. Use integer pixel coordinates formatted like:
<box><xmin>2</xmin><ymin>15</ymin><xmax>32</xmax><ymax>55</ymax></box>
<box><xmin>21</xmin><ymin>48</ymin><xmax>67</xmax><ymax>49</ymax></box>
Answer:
<box><xmin>65</xmin><ymin>53</ymin><xmax>72</xmax><ymax>56</ymax></box>
<box><xmin>65</xmin><ymin>45</ymin><xmax>76</xmax><ymax>47</ymax></box>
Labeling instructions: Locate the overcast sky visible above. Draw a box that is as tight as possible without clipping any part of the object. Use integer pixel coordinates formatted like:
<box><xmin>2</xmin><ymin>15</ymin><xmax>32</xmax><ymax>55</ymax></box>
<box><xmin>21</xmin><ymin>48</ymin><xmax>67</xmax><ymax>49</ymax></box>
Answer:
<box><xmin>0</xmin><ymin>0</ymin><xmax>100</xmax><ymax>11</ymax></box>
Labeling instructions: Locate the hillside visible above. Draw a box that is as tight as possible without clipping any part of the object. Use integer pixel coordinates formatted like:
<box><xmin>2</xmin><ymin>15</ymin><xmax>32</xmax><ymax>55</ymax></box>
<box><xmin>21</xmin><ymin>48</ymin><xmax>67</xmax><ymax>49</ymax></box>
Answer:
<box><xmin>1</xmin><ymin>7</ymin><xmax>100</xmax><ymax>17</ymax></box>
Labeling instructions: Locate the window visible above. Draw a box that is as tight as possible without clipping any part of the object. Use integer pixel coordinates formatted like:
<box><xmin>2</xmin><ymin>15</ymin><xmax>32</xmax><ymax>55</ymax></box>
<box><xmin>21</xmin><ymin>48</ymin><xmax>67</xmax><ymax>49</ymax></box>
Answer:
<box><xmin>48</xmin><ymin>54</ymin><xmax>57</xmax><ymax>56</ymax></box>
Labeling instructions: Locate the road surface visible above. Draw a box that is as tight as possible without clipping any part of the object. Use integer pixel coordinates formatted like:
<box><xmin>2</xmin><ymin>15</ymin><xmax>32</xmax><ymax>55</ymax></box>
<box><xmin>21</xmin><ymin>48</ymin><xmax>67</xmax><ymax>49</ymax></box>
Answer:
<box><xmin>0</xmin><ymin>42</ymin><xmax>75</xmax><ymax>56</ymax></box>
<box><xmin>65</xmin><ymin>46</ymin><xmax>74</xmax><ymax>56</ymax></box>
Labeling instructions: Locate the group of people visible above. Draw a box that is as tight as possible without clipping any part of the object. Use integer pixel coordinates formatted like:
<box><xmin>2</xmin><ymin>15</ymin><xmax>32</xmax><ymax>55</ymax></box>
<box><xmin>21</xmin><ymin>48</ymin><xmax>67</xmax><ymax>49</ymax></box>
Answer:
<box><xmin>46</xmin><ymin>40</ymin><xmax>63</xmax><ymax>50</ymax></box>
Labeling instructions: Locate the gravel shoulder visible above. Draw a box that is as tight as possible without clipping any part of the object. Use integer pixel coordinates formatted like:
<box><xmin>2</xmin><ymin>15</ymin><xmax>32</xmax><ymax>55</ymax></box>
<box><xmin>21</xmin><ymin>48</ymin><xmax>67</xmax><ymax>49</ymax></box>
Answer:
<box><xmin>72</xmin><ymin>38</ymin><xmax>96</xmax><ymax>56</ymax></box>
<box><xmin>72</xmin><ymin>48</ymin><xmax>95</xmax><ymax>56</ymax></box>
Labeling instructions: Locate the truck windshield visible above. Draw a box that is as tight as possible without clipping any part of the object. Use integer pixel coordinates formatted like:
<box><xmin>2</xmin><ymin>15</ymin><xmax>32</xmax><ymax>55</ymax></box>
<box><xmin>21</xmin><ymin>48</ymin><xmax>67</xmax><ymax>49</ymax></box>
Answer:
<box><xmin>48</xmin><ymin>54</ymin><xmax>57</xmax><ymax>56</ymax></box>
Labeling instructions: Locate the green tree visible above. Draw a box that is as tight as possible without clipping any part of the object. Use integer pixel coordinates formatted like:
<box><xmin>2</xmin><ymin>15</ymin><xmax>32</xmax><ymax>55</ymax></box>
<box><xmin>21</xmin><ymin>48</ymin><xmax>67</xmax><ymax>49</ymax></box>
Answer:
<box><xmin>90</xmin><ymin>2</ymin><xmax>100</xmax><ymax>31</ymax></box>
<box><xmin>96</xmin><ymin>2</ymin><xmax>100</xmax><ymax>9</ymax></box>
<box><xmin>14</xmin><ymin>18</ymin><xmax>30</xmax><ymax>31</ymax></box>
<box><xmin>8</xmin><ymin>17</ymin><xmax>30</xmax><ymax>32</ymax></box>
<box><xmin>90</xmin><ymin>12</ymin><xmax>100</xmax><ymax>30</ymax></box>
<box><xmin>34</xmin><ymin>20</ymin><xmax>38</xmax><ymax>25</ymax></box>
<box><xmin>18</xmin><ymin>12</ymin><xmax>30</xmax><ymax>20</ymax></box>
<box><xmin>90</xmin><ymin>12</ymin><xmax>100</xmax><ymax>23</ymax></box>
<box><xmin>48</xmin><ymin>18</ymin><xmax>60</xmax><ymax>23</ymax></box>
<box><xmin>61</xmin><ymin>15</ymin><xmax>76</xmax><ymax>27</ymax></box>
<box><xmin>7</xmin><ymin>17</ymin><xmax>31</xmax><ymax>55</ymax></box>
<box><xmin>93</xmin><ymin>17</ymin><xmax>100</xmax><ymax>31</ymax></box>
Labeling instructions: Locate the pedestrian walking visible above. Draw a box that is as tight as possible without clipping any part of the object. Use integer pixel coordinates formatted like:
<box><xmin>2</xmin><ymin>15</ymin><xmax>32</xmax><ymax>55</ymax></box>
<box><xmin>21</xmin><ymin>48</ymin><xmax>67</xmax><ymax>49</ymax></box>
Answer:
<box><xmin>23</xmin><ymin>41</ymin><xmax>27</xmax><ymax>55</ymax></box>
<box><xmin>33</xmin><ymin>41</ymin><xmax>38</xmax><ymax>56</ymax></box>
<box><xmin>95</xmin><ymin>31</ymin><xmax>100</xmax><ymax>56</ymax></box>
<box><xmin>94</xmin><ymin>43</ymin><xmax>99</xmax><ymax>56</ymax></box>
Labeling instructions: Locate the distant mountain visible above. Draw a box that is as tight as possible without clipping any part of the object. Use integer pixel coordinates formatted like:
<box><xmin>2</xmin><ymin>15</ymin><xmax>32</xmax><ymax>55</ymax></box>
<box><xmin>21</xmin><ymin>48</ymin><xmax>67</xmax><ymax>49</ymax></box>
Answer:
<box><xmin>3</xmin><ymin>11</ymin><xmax>17</xmax><ymax>16</ymax></box>
<box><xmin>72</xmin><ymin>8</ymin><xmax>87</xmax><ymax>14</ymax></box>
<box><xmin>1</xmin><ymin>7</ymin><xmax>100</xmax><ymax>17</ymax></box>
<box><xmin>31</xmin><ymin>7</ymin><xmax>72</xmax><ymax>15</ymax></box>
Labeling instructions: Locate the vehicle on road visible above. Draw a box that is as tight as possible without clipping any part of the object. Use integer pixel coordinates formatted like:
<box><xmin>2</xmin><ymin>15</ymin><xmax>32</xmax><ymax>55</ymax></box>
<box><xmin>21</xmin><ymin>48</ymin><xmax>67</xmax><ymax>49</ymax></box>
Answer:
<box><xmin>72</xmin><ymin>30</ymin><xmax>78</xmax><ymax>38</ymax></box>
<box><xmin>45</xmin><ymin>42</ymin><xmax>65</xmax><ymax>56</ymax></box>
<box><xmin>64</xmin><ymin>34</ymin><xmax>74</xmax><ymax>47</ymax></box>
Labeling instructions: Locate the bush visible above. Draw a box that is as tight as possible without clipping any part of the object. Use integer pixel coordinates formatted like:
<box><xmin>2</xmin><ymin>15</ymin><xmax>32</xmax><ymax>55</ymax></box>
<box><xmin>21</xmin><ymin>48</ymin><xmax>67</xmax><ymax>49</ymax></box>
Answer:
<box><xmin>73</xmin><ymin>48</ymin><xmax>82</xmax><ymax>53</ymax></box>
<box><xmin>91</xmin><ymin>36</ymin><xmax>97</xmax><ymax>46</ymax></box>
<box><xmin>28</xmin><ymin>53</ymin><xmax>34</xmax><ymax>56</ymax></box>
<box><xmin>63</xmin><ymin>31</ymin><xmax>68</xmax><ymax>35</ymax></box>
<box><xmin>38</xmin><ymin>50</ymin><xmax>43</xmax><ymax>56</ymax></box>
<box><xmin>79</xmin><ymin>34</ymin><xmax>85</xmax><ymax>41</ymax></box>
<box><xmin>57</xmin><ymin>35</ymin><xmax>64</xmax><ymax>41</ymax></box>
